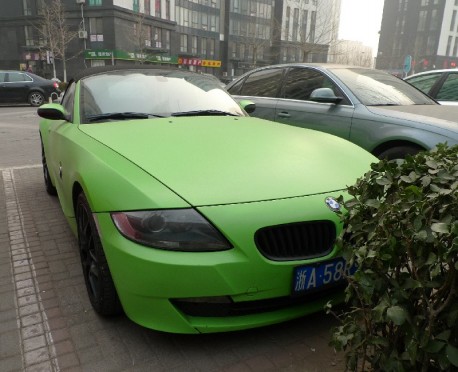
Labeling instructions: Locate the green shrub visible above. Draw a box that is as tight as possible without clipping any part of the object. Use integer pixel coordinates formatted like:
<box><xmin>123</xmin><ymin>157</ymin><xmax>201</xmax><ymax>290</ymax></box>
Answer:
<box><xmin>328</xmin><ymin>144</ymin><xmax>458</xmax><ymax>371</ymax></box>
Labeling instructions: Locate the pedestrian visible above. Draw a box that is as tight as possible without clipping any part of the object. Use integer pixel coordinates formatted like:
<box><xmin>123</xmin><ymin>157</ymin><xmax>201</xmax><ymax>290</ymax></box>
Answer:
<box><xmin>27</xmin><ymin>65</ymin><xmax>33</xmax><ymax>73</ymax></box>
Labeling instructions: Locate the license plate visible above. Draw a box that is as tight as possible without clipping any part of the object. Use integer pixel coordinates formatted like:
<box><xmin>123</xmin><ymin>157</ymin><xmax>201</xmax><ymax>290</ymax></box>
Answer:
<box><xmin>292</xmin><ymin>258</ymin><xmax>356</xmax><ymax>295</ymax></box>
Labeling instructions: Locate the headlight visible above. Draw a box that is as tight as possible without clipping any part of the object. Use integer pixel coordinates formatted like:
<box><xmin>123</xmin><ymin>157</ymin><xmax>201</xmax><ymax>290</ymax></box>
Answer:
<box><xmin>111</xmin><ymin>209</ymin><xmax>232</xmax><ymax>252</ymax></box>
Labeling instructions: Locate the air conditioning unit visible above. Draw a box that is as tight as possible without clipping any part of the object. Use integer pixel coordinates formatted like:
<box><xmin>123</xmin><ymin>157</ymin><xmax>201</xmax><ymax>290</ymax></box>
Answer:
<box><xmin>78</xmin><ymin>30</ymin><xmax>87</xmax><ymax>39</ymax></box>
<box><xmin>76</xmin><ymin>0</ymin><xmax>86</xmax><ymax>4</ymax></box>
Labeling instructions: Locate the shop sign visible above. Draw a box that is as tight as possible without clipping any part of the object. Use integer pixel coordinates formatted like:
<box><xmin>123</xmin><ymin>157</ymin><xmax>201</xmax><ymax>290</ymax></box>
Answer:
<box><xmin>178</xmin><ymin>58</ymin><xmax>221</xmax><ymax>68</ymax></box>
<box><xmin>84</xmin><ymin>50</ymin><xmax>178</xmax><ymax>64</ymax></box>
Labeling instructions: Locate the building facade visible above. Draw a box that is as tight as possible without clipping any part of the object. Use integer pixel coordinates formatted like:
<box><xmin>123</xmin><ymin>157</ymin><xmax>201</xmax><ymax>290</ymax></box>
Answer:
<box><xmin>0</xmin><ymin>0</ymin><xmax>340</xmax><ymax>81</ymax></box>
<box><xmin>377</xmin><ymin>0</ymin><xmax>458</xmax><ymax>75</ymax></box>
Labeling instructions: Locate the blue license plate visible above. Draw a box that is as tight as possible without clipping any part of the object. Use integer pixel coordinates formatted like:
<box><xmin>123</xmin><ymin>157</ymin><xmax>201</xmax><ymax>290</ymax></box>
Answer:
<box><xmin>292</xmin><ymin>258</ymin><xmax>356</xmax><ymax>295</ymax></box>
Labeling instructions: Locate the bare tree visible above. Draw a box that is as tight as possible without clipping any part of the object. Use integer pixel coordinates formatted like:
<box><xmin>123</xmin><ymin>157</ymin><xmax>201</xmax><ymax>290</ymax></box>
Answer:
<box><xmin>128</xmin><ymin>10</ymin><xmax>151</xmax><ymax>64</ymax></box>
<box><xmin>36</xmin><ymin>0</ymin><xmax>78</xmax><ymax>81</ymax></box>
<box><xmin>276</xmin><ymin>0</ymin><xmax>342</xmax><ymax>63</ymax></box>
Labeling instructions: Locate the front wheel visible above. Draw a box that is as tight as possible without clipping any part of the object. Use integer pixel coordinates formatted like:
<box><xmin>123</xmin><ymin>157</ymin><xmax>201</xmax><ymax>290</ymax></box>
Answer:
<box><xmin>377</xmin><ymin>145</ymin><xmax>424</xmax><ymax>160</ymax></box>
<box><xmin>76</xmin><ymin>193</ymin><xmax>122</xmax><ymax>316</ymax></box>
<box><xmin>28</xmin><ymin>91</ymin><xmax>45</xmax><ymax>107</ymax></box>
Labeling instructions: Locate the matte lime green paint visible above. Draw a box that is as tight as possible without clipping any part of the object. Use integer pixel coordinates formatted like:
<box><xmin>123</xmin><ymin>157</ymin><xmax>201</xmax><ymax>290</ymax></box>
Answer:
<box><xmin>96</xmin><ymin>191</ymin><xmax>349</xmax><ymax>333</ymax></box>
<box><xmin>80</xmin><ymin>116</ymin><xmax>374</xmax><ymax>205</ymax></box>
<box><xmin>39</xmin><ymin>79</ymin><xmax>377</xmax><ymax>333</ymax></box>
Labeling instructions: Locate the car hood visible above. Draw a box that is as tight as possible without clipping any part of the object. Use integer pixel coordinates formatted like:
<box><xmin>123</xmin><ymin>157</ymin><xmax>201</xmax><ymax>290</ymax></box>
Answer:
<box><xmin>366</xmin><ymin>105</ymin><xmax>458</xmax><ymax>133</ymax></box>
<box><xmin>79</xmin><ymin>116</ymin><xmax>374</xmax><ymax>206</ymax></box>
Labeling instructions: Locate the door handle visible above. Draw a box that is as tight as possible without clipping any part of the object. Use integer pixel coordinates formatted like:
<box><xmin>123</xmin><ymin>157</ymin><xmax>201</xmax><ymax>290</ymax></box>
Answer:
<box><xmin>277</xmin><ymin>112</ymin><xmax>291</xmax><ymax>118</ymax></box>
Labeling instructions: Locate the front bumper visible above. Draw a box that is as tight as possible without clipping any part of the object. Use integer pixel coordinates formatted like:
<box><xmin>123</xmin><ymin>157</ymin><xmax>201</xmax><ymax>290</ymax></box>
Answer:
<box><xmin>96</xmin><ymin>192</ymin><xmax>346</xmax><ymax>334</ymax></box>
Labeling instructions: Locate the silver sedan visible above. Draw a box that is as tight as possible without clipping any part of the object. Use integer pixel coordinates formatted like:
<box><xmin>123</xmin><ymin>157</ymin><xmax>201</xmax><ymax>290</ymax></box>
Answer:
<box><xmin>227</xmin><ymin>64</ymin><xmax>458</xmax><ymax>159</ymax></box>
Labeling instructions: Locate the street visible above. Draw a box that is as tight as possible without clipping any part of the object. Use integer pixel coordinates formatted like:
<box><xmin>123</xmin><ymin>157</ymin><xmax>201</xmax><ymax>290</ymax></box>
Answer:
<box><xmin>0</xmin><ymin>106</ymin><xmax>344</xmax><ymax>372</ymax></box>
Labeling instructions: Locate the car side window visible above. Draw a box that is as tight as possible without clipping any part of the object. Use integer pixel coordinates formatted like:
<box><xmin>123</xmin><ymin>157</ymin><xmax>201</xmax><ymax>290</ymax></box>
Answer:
<box><xmin>8</xmin><ymin>73</ymin><xmax>27</xmax><ymax>82</ymax></box>
<box><xmin>281</xmin><ymin>68</ymin><xmax>347</xmax><ymax>104</ymax></box>
<box><xmin>436</xmin><ymin>73</ymin><xmax>458</xmax><ymax>101</ymax></box>
<box><xmin>239</xmin><ymin>68</ymin><xmax>283</xmax><ymax>97</ymax></box>
<box><xmin>61</xmin><ymin>81</ymin><xmax>75</xmax><ymax>122</ymax></box>
<box><xmin>226</xmin><ymin>78</ymin><xmax>244</xmax><ymax>95</ymax></box>
<box><xmin>406</xmin><ymin>73</ymin><xmax>441</xmax><ymax>94</ymax></box>
<box><xmin>0</xmin><ymin>73</ymin><xmax>5</xmax><ymax>83</ymax></box>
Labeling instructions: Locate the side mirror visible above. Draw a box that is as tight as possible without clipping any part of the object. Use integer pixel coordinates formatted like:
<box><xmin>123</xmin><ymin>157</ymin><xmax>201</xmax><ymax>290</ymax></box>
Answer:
<box><xmin>37</xmin><ymin>103</ymin><xmax>69</xmax><ymax>121</ymax></box>
<box><xmin>239</xmin><ymin>99</ymin><xmax>256</xmax><ymax>114</ymax></box>
<box><xmin>309</xmin><ymin>88</ymin><xmax>343</xmax><ymax>104</ymax></box>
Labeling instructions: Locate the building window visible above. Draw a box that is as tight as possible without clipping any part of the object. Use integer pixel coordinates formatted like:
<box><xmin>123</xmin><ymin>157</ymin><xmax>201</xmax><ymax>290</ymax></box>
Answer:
<box><xmin>133</xmin><ymin>0</ymin><xmax>139</xmax><ymax>12</ymax></box>
<box><xmin>164</xmin><ymin>30</ymin><xmax>170</xmax><ymax>50</ymax></box>
<box><xmin>89</xmin><ymin>17</ymin><xmax>104</xmax><ymax>44</ymax></box>
<box><xmin>23</xmin><ymin>0</ymin><xmax>32</xmax><ymax>15</ymax></box>
<box><xmin>310</xmin><ymin>11</ymin><xmax>316</xmax><ymax>43</ymax></box>
<box><xmin>210</xmin><ymin>15</ymin><xmax>218</xmax><ymax>32</ymax></box>
<box><xmin>285</xmin><ymin>6</ymin><xmax>290</xmax><ymax>40</ymax></box>
<box><xmin>180</xmin><ymin>34</ymin><xmax>188</xmax><ymax>53</ymax></box>
<box><xmin>431</xmin><ymin>9</ymin><xmax>439</xmax><ymax>30</ymax></box>
<box><xmin>418</xmin><ymin>10</ymin><xmax>427</xmax><ymax>31</ymax></box>
<box><xmin>192</xmin><ymin>10</ymin><xmax>199</xmax><ymax>27</ymax></box>
<box><xmin>202</xmin><ymin>13</ymin><xmax>208</xmax><ymax>30</ymax></box>
<box><xmin>201</xmin><ymin>37</ymin><xmax>207</xmax><ymax>57</ymax></box>
<box><xmin>454</xmin><ymin>37</ymin><xmax>458</xmax><ymax>56</ymax></box>
<box><xmin>446</xmin><ymin>36</ymin><xmax>453</xmax><ymax>56</ymax></box>
<box><xmin>154</xmin><ymin>27</ymin><xmax>162</xmax><ymax>48</ymax></box>
<box><xmin>293</xmin><ymin>8</ymin><xmax>299</xmax><ymax>41</ymax></box>
<box><xmin>88</xmin><ymin>0</ymin><xmax>102</xmax><ymax>5</ymax></box>
<box><xmin>301</xmin><ymin>10</ymin><xmax>308</xmax><ymax>42</ymax></box>
<box><xmin>232</xmin><ymin>0</ymin><xmax>240</xmax><ymax>12</ymax></box>
<box><xmin>24</xmin><ymin>26</ymin><xmax>35</xmax><ymax>46</ymax></box>
<box><xmin>209</xmin><ymin>38</ymin><xmax>215</xmax><ymax>58</ymax></box>
<box><xmin>165</xmin><ymin>0</ymin><xmax>170</xmax><ymax>20</ymax></box>
<box><xmin>191</xmin><ymin>36</ymin><xmax>198</xmax><ymax>54</ymax></box>
<box><xmin>155</xmin><ymin>0</ymin><xmax>161</xmax><ymax>17</ymax></box>
<box><xmin>144</xmin><ymin>0</ymin><xmax>150</xmax><ymax>15</ymax></box>
<box><xmin>451</xmin><ymin>10</ymin><xmax>457</xmax><ymax>31</ymax></box>
<box><xmin>229</xmin><ymin>41</ymin><xmax>236</xmax><ymax>58</ymax></box>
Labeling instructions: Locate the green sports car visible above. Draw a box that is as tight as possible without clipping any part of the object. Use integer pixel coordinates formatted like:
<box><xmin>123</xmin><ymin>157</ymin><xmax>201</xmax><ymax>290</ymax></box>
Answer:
<box><xmin>38</xmin><ymin>66</ymin><xmax>375</xmax><ymax>334</ymax></box>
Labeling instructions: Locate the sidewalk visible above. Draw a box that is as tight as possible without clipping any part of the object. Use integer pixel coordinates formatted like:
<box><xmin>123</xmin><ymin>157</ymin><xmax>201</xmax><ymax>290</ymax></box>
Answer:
<box><xmin>0</xmin><ymin>166</ymin><xmax>345</xmax><ymax>372</ymax></box>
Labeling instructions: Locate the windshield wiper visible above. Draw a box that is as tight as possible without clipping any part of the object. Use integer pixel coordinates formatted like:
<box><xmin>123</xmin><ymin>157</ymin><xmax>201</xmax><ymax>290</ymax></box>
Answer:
<box><xmin>86</xmin><ymin>112</ymin><xmax>164</xmax><ymax>122</ymax></box>
<box><xmin>366</xmin><ymin>103</ymin><xmax>400</xmax><ymax>107</ymax></box>
<box><xmin>171</xmin><ymin>110</ymin><xmax>238</xmax><ymax>117</ymax></box>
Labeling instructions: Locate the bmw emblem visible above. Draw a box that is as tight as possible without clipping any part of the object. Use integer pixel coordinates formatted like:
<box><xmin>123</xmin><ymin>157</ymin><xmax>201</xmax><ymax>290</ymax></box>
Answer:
<box><xmin>325</xmin><ymin>197</ymin><xmax>341</xmax><ymax>212</ymax></box>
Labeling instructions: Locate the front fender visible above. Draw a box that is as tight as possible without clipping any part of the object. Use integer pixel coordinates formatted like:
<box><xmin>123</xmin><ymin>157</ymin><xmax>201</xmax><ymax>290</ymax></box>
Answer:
<box><xmin>49</xmin><ymin>126</ymin><xmax>189</xmax><ymax>219</ymax></box>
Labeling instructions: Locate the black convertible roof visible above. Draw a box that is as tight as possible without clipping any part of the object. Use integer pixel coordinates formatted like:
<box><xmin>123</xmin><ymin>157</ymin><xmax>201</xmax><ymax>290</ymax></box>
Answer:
<box><xmin>70</xmin><ymin>64</ymin><xmax>180</xmax><ymax>82</ymax></box>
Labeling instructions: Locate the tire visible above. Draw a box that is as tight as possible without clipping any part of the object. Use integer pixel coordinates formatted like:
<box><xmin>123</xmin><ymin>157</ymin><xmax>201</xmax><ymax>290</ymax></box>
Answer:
<box><xmin>76</xmin><ymin>193</ymin><xmax>123</xmax><ymax>316</ymax></box>
<box><xmin>41</xmin><ymin>141</ymin><xmax>57</xmax><ymax>196</ymax></box>
<box><xmin>28</xmin><ymin>91</ymin><xmax>45</xmax><ymax>107</ymax></box>
<box><xmin>377</xmin><ymin>145</ymin><xmax>424</xmax><ymax>160</ymax></box>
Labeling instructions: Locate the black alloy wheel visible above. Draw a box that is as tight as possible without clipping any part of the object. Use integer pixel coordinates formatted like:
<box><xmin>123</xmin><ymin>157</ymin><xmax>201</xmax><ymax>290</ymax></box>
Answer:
<box><xmin>377</xmin><ymin>144</ymin><xmax>424</xmax><ymax>160</ymax></box>
<box><xmin>41</xmin><ymin>141</ymin><xmax>57</xmax><ymax>196</ymax></box>
<box><xmin>76</xmin><ymin>193</ymin><xmax>122</xmax><ymax>316</ymax></box>
<box><xmin>29</xmin><ymin>91</ymin><xmax>45</xmax><ymax>107</ymax></box>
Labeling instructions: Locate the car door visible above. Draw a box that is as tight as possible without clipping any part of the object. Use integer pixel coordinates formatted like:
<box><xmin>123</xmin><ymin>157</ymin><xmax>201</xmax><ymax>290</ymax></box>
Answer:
<box><xmin>274</xmin><ymin>67</ymin><xmax>354</xmax><ymax>140</ymax></box>
<box><xmin>46</xmin><ymin>80</ymin><xmax>76</xmax><ymax>201</ymax></box>
<box><xmin>0</xmin><ymin>72</ymin><xmax>7</xmax><ymax>103</ymax></box>
<box><xmin>432</xmin><ymin>71</ymin><xmax>458</xmax><ymax>104</ymax></box>
<box><xmin>229</xmin><ymin>67</ymin><xmax>284</xmax><ymax>121</ymax></box>
<box><xmin>5</xmin><ymin>72</ymin><xmax>32</xmax><ymax>102</ymax></box>
<box><xmin>405</xmin><ymin>72</ymin><xmax>443</xmax><ymax>98</ymax></box>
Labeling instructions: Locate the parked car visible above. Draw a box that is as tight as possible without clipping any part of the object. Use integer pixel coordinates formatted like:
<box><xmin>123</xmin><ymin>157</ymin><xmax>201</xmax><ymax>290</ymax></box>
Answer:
<box><xmin>0</xmin><ymin>70</ymin><xmax>60</xmax><ymax>106</ymax></box>
<box><xmin>226</xmin><ymin>63</ymin><xmax>458</xmax><ymax>159</ymax></box>
<box><xmin>37</xmin><ymin>66</ymin><xmax>375</xmax><ymax>334</ymax></box>
<box><xmin>404</xmin><ymin>68</ymin><xmax>458</xmax><ymax>105</ymax></box>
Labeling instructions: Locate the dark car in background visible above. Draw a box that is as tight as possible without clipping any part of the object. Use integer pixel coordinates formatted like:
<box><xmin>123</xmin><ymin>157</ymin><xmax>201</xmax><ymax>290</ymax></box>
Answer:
<box><xmin>0</xmin><ymin>70</ymin><xmax>60</xmax><ymax>106</ymax></box>
<box><xmin>404</xmin><ymin>69</ymin><xmax>458</xmax><ymax>105</ymax></box>
<box><xmin>227</xmin><ymin>63</ymin><xmax>458</xmax><ymax>159</ymax></box>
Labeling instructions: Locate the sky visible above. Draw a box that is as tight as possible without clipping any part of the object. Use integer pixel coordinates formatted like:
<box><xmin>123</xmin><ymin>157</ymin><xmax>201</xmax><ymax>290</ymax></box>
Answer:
<box><xmin>338</xmin><ymin>0</ymin><xmax>385</xmax><ymax>54</ymax></box>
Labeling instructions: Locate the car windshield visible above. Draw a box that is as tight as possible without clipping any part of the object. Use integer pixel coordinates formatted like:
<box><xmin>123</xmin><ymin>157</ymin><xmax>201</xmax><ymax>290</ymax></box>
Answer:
<box><xmin>330</xmin><ymin>68</ymin><xmax>436</xmax><ymax>106</ymax></box>
<box><xmin>79</xmin><ymin>70</ymin><xmax>246</xmax><ymax>123</ymax></box>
